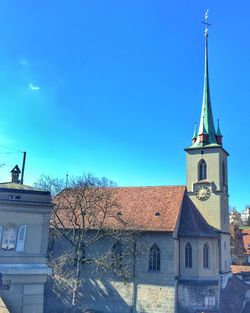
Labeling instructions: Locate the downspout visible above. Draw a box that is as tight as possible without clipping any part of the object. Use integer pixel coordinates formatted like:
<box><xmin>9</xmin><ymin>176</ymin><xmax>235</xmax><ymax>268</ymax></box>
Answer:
<box><xmin>132</xmin><ymin>240</ymin><xmax>137</xmax><ymax>313</ymax></box>
<box><xmin>218</xmin><ymin>236</ymin><xmax>222</xmax><ymax>311</ymax></box>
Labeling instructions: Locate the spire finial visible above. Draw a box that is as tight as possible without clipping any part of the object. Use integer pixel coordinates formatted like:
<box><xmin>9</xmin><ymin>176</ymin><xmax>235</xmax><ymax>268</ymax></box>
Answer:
<box><xmin>216</xmin><ymin>118</ymin><xmax>222</xmax><ymax>136</ymax></box>
<box><xmin>216</xmin><ymin>118</ymin><xmax>223</xmax><ymax>145</ymax></box>
<box><xmin>192</xmin><ymin>122</ymin><xmax>198</xmax><ymax>143</ymax></box>
<box><xmin>203</xmin><ymin>9</ymin><xmax>211</xmax><ymax>37</ymax></box>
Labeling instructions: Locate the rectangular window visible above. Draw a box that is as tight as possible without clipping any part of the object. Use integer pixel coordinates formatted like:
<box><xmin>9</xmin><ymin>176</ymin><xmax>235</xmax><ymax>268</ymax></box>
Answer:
<box><xmin>2</xmin><ymin>226</ymin><xmax>17</xmax><ymax>251</ymax></box>
<box><xmin>205</xmin><ymin>296</ymin><xmax>215</xmax><ymax>306</ymax></box>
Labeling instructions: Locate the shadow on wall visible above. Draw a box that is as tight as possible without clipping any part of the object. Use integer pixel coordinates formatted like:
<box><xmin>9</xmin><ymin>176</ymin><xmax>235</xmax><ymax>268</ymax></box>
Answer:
<box><xmin>44</xmin><ymin>276</ymin><xmax>145</xmax><ymax>313</ymax></box>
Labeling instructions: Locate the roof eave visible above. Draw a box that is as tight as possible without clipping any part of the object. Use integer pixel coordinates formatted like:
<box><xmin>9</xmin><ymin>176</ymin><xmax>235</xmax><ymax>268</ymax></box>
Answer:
<box><xmin>184</xmin><ymin>144</ymin><xmax>230</xmax><ymax>156</ymax></box>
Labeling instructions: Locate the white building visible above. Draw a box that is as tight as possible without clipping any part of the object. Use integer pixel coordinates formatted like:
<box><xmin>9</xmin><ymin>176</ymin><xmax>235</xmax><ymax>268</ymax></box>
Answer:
<box><xmin>0</xmin><ymin>166</ymin><xmax>52</xmax><ymax>313</ymax></box>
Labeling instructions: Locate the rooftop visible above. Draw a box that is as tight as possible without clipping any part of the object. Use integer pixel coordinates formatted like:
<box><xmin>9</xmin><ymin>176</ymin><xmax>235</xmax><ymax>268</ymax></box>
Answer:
<box><xmin>54</xmin><ymin>185</ymin><xmax>219</xmax><ymax>236</ymax></box>
<box><xmin>231</xmin><ymin>265</ymin><xmax>250</xmax><ymax>274</ymax></box>
<box><xmin>0</xmin><ymin>182</ymin><xmax>50</xmax><ymax>195</ymax></box>
<box><xmin>242</xmin><ymin>229</ymin><xmax>250</xmax><ymax>255</ymax></box>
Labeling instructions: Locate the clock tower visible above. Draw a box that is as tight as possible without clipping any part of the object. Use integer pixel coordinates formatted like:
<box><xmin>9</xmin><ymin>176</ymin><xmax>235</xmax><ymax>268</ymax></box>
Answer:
<box><xmin>185</xmin><ymin>19</ymin><xmax>231</xmax><ymax>276</ymax></box>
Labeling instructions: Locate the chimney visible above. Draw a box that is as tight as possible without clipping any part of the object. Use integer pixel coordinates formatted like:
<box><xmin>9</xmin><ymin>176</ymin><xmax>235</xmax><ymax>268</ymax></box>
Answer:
<box><xmin>11</xmin><ymin>165</ymin><xmax>21</xmax><ymax>183</ymax></box>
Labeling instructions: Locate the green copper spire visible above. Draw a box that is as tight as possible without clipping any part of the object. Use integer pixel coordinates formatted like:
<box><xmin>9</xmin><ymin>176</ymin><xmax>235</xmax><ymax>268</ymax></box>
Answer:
<box><xmin>192</xmin><ymin>122</ymin><xmax>197</xmax><ymax>140</ymax></box>
<box><xmin>201</xmin><ymin>116</ymin><xmax>208</xmax><ymax>135</ymax></box>
<box><xmin>216</xmin><ymin>119</ymin><xmax>222</xmax><ymax>137</ymax></box>
<box><xmin>191</xmin><ymin>10</ymin><xmax>218</xmax><ymax>147</ymax></box>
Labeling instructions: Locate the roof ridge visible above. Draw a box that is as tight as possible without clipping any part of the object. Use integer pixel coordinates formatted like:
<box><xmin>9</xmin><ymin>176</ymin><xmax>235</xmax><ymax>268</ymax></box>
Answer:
<box><xmin>113</xmin><ymin>185</ymin><xmax>186</xmax><ymax>189</ymax></box>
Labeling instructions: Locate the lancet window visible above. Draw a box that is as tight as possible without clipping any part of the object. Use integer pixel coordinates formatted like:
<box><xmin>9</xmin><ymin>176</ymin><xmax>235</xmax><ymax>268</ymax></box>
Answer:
<box><xmin>149</xmin><ymin>244</ymin><xmax>160</xmax><ymax>271</ymax></box>
<box><xmin>185</xmin><ymin>242</ymin><xmax>192</xmax><ymax>268</ymax></box>
<box><xmin>198</xmin><ymin>159</ymin><xmax>207</xmax><ymax>180</ymax></box>
<box><xmin>203</xmin><ymin>243</ymin><xmax>209</xmax><ymax>268</ymax></box>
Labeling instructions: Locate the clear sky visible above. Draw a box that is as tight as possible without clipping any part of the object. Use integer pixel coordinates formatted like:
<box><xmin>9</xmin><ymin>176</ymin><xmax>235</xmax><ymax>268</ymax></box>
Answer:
<box><xmin>0</xmin><ymin>1</ymin><xmax>249</xmax><ymax>211</ymax></box>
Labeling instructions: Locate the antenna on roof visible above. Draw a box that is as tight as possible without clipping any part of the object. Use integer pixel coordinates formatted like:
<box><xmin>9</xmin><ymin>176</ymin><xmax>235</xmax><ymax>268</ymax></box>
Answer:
<box><xmin>20</xmin><ymin>151</ymin><xmax>26</xmax><ymax>184</ymax></box>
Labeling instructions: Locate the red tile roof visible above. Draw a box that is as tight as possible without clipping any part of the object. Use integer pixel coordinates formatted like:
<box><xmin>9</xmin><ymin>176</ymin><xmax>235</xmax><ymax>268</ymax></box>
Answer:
<box><xmin>53</xmin><ymin>185</ymin><xmax>186</xmax><ymax>232</ymax></box>
<box><xmin>231</xmin><ymin>265</ymin><xmax>250</xmax><ymax>274</ymax></box>
<box><xmin>242</xmin><ymin>229</ymin><xmax>250</xmax><ymax>255</ymax></box>
<box><xmin>112</xmin><ymin>186</ymin><xmax>186</xmax><ymax>232</ymax></box>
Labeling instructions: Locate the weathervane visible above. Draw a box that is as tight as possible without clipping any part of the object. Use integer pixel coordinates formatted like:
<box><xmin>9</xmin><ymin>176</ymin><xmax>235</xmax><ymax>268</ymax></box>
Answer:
<box><xmin>202</xmin><ymin>9</ymin><xmax>211</xmax><ymax>37</ymax></box>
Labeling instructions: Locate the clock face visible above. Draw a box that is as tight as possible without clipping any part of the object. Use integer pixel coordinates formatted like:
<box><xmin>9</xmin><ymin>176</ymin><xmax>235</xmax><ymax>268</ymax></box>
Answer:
<box><xmin>195</xmin><ymin>185</ymin><xmax>211</xmax><ymax>201</ymax></box>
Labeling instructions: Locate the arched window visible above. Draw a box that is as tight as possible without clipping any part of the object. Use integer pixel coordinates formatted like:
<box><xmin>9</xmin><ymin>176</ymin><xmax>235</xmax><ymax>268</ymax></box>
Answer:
<box><xmin>112</xmin><ymin>241</ymin><xmax>123</xmax><ymax>268</ymax></box>
<box><xmin>198</xmin><ymin>159</ymin><xmax>207</xmax><ymax>181</ymax></box>
<box><xmin>149</xmin><ymin>244</ymin><xmax>160</xmax><ymax>271</ymax></box>
<box><xmin>222</xmin><ymin>161</ymin><xmax>226</xmax><ymax>185</ymax></box>
<box><xmin>2</xmin><ymin>224</ymin><xmax>17</xmax><ymax>251</ymax></box>
<box><xmin>203</xmin><ymin>243</ymin><xmax>209</xmax><ymax>268</ymax></box>
<box><xmin>16</xmin><ymin>225</ymin><xmax>27</xmax><ymax>252</ymax></box>
<box><xmin>185</xmin><ymin>243</ymin><xmax>192</xmax><ymax>268</ymax></box>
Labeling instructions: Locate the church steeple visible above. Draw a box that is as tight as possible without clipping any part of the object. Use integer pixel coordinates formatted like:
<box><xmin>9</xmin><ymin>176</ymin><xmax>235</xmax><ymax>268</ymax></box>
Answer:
<box><xmin>192</xmin><ymin>122</ymin><xmax>197</xmax><ymax>144</ymax></box>
<box><xmin>190</xmin><ymin>10</ymin><xmax>220</xmax><ymax>148</ymax></box>
<box><xmin>185</xmin><ymin>12</ymin><xmax>230</xmax><ymax>276</ymax></box>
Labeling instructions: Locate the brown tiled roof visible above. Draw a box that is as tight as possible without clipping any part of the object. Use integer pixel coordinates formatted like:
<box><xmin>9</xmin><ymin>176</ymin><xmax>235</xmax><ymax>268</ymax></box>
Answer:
<box><xmin>178</xmin><ymin>195</ymin><xmax>218</xmax><ymax>237</ymax></box>
<box><xmin>53</xmin><ymin>185</ymin><xmax>222</xmax><ymax>236</ymax></box>
<box><xmin>242</xmin><ymin>229</ymin><xmax>250</xmax><ymax>255</ymax></box>
<box><xmin>231</xmin><ymin>265</ymin><xmax>250</xmax><ymax>274</ymax></box>
<box><xmin>53</xmin><ymin>185</ymin><xmax>186</xmax><ymax>232</ymax></box>
<box><xmin>111</xmin><ymin>186</ymin><xmax>186</xmax><ymax>232</ymax></box>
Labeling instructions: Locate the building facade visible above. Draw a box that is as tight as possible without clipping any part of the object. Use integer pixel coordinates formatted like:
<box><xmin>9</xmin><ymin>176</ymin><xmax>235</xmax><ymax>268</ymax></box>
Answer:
<box><xmin>0</xmin><ymin>168</ymin><xmax>52</xmax><ymax>313</ymax></box>
<box><xmin>241</xmin><ymin>207</ymin><xmax>250</xmax><ymax>225</ymax></box>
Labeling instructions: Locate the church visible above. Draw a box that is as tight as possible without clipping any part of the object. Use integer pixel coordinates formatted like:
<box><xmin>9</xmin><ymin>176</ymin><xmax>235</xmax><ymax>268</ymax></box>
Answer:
<box><xmin>46</xmin><ymin>17</ymin><xmax>239</xmax><ymax>313</ymax></box>
<box><xmin>0</xmin><ymin>9</ymin><xmax>249</xmax><ymax>313</ymax></box>
<box><xmin>81</xmin><ymin>19</ymin><xmax>231</xmax><ymax>313</ymax></box>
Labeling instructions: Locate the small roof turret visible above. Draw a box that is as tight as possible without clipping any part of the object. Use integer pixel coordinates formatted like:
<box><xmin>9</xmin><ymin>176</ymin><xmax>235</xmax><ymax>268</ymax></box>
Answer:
<box><xmin>11</xmin><ymin>165</ymin><xmax>21</xmax><ymax>184</ymax></box>
<box><xmin>192</xmin><ymin>123</ymin><xmax>197</xmax><ymax>139</ymax></box>
<box><xmin>216</xmin><ymin>118</ymin><xmax>223</xmax><ymax>145</ymax></box>
<box><xmin>216</xmin><ymin>119</ymin><xmax>222</xmax><ymax>137</ymax></box>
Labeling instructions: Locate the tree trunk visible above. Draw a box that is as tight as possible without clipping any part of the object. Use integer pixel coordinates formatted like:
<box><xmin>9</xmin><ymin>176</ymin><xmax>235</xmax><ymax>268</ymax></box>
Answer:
<box><xmin>71</xmin><ymin>236</ymin><xmax>82</xmax><ymax>312</ymax></box>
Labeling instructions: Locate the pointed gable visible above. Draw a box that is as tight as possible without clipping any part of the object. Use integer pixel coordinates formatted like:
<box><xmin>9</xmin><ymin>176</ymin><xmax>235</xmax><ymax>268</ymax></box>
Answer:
<box><xmin>178</xmin><ymin>194</ymin><xmax>218</xmax><ymax>237</ymax></box>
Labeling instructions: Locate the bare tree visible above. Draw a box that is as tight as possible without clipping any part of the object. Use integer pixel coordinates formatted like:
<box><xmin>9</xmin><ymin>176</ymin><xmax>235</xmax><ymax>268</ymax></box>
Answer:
<box><xmin>35</xmin><ymin>174</ymin><xmax>140</xmax><ymax>313</ymax></box>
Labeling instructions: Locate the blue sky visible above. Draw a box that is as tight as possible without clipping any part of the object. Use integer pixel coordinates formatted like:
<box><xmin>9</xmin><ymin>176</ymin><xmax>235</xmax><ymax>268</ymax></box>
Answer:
<box><xmin>0</xmin><ymin>1</ymin><xmax>250</xmax><ymax>211</ymax></box>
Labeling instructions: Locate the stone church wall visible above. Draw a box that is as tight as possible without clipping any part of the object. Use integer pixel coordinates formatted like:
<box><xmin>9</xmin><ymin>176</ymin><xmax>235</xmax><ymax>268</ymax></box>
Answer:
<box><xmin>178</xmin><ymin>283</ymin><xmax>219</xmax><ymax>312</ymax></box>
<box><xmin>45</xmin><ymin>231</ymin><xmax>178</xmax><ymax>313</ymax></box>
